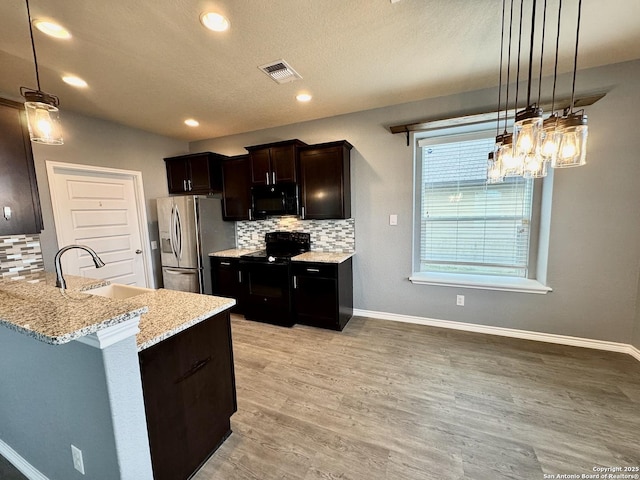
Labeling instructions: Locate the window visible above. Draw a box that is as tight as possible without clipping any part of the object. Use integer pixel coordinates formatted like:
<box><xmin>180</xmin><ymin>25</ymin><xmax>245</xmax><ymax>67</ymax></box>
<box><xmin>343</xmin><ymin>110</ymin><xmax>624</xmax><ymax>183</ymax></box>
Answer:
<box><xmin>411</xmin><ymin>122</ymin><xmax>551</xmax><ymax>294</ymax></box>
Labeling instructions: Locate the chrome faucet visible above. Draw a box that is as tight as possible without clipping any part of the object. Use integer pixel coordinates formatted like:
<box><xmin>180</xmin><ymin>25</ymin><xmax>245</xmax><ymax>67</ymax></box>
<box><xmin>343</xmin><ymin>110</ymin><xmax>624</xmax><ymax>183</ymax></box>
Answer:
<box><xmin>54</xmin><ymin>244</ymin><xmax>106</xmax><ymax>289</ymax></box>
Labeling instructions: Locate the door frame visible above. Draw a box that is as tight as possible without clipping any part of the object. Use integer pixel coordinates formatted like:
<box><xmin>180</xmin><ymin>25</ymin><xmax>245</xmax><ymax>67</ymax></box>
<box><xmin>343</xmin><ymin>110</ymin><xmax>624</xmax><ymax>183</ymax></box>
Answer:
<box><xmin>46</xmin><ymin>160</ymin><xmax>155</xmax><ymax>288</ymax></box>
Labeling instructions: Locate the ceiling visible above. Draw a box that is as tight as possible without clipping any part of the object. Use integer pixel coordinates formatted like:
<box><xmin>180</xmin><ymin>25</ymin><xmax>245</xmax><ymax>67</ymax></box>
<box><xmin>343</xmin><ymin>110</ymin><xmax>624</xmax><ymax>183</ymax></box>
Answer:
<box><xmin>1</xmin><ymin>0</ymin><xmax>639</xmax><ymax>142</ymax></box>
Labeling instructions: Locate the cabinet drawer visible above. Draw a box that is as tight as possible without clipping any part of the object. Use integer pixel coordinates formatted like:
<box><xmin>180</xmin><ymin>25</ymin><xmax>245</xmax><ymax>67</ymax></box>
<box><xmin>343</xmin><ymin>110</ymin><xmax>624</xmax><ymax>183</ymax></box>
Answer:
<box><xmin>292</xmin><ymin>262</ymin><xmax>337</xmax><ymax>278</ymax></box>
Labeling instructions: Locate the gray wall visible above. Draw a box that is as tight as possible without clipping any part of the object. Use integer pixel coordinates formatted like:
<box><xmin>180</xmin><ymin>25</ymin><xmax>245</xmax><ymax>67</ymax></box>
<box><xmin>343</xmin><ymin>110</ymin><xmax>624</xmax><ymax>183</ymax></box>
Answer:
<box><xmin>192</xmin><ymin>59</ymin><xmax>640</xmax><ymax>345</ymax></box>
<box><xmin>0</xmin><ymin>327</ymin><xmax>153</xmax><ymax>479</ymax></box>
<box><xmin>30</xmin><ymin>110</ymin><xmax>188</xmax><ymax>288</ymax></box>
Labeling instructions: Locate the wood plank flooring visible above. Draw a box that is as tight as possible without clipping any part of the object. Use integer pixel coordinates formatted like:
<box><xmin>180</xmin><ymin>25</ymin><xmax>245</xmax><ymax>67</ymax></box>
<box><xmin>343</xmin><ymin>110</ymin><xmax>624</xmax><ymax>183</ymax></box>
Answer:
<box><xmin>194</xmin><ymin>315</ymin><xmax>640</xmax><ymax>480</ymax></box>
<box><xmin>0</xmin><ymin>455</ymin><xmax>27</xmax><ymax>480</ymax></box>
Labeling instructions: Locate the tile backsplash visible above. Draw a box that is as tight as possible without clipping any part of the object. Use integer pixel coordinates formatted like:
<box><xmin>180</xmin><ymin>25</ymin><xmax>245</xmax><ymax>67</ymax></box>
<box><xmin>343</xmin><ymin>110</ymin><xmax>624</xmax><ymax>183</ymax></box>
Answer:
<box><xmin>236</xmin><ymin>217</ymin><xmax>355</xmax><ymax>252</ymax></box>
<box><xmin>0</xmin><ymin>234</ymin><xmax>44</xmax><ymax>279</ymax></box>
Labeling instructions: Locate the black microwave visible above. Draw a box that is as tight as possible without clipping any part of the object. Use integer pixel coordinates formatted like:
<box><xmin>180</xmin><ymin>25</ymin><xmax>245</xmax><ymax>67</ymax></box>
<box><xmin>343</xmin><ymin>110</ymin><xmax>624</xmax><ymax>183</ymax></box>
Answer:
<box><xmin>251</xmin><ymin>183</ymin><xmax>299</xmax><ymax>218</ymax></box>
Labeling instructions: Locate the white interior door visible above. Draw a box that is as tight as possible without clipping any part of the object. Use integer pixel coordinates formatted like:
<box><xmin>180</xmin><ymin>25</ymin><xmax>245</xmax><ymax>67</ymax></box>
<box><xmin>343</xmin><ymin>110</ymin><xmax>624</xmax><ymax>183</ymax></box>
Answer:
<box><xmin>47</xmin><ymin>162</ymin><xmax>152</xmax><ymax>287</ymax></box>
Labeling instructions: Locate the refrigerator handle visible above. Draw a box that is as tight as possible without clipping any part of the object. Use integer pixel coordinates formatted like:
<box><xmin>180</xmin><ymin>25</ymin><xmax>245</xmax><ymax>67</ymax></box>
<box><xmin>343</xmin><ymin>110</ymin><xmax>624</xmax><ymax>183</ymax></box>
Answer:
<box><xmin>164</xmin><ymin>268</ymin><xmax>188</xmax><ymax>274</ymax></box>
<box><xmin>169</xmin><ymin>205</ymin><xmax>178</xmax><ymax>259</ymax></box>
<box><xmin>175</xmin><ymin>204</ymin><xmax>183</xmax><ymax>260</ymax></box>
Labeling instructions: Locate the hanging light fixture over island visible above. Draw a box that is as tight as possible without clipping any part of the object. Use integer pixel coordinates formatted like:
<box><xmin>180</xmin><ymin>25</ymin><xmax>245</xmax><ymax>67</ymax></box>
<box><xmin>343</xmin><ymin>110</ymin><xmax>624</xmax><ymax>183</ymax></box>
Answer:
<box><xmin>20</xmin><ymin>0</ymin><xmax>63</xmax><ymax>145</ymax></box>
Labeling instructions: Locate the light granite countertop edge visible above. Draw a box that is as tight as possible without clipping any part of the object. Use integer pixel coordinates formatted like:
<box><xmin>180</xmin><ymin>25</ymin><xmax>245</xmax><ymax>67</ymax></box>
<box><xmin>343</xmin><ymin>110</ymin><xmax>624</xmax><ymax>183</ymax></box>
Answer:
<box><xmin>0</xmin><ymin>307</ymin><xmax>148</xmax><ymax>346</ymax></box>
<box><xmin>136</xmin><ymin>299</ymin><xmax>236</xmax><ymax>352</ymax></box>
<box><xmin>210</xmin><ymin>249</ymin><xmax>355</xmax><ymax>264</ymax></box>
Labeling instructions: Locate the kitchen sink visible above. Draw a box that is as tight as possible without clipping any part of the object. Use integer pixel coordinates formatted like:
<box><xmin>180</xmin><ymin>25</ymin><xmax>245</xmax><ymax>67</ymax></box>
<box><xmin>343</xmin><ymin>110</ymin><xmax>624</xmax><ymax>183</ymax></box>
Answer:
<box><xmin>83</xmin><ymin>284</ymin><xmax>154</xmax><ymax>299</ymax></box>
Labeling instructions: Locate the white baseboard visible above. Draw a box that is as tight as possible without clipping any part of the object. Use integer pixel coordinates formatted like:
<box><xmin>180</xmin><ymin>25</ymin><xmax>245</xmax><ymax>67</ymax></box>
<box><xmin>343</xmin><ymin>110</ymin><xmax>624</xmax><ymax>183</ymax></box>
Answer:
<box><xmin>0</xmin><ymin>438</ymin><xmax>48</xmax><ymax>480</ymax></box>
<box><xmin>353</xmin><ymin>308</ymin><xmax>640</xmax><ymax>362</ymax></box>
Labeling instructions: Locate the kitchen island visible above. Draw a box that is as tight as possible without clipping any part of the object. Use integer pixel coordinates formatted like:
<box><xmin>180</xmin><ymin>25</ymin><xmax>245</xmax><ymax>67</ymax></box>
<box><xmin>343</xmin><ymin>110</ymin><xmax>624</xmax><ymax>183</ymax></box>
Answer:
<box><xmin>0</xmin><ymin>273</ymin><xmax>236</xmax><ymax>480</ymax></box>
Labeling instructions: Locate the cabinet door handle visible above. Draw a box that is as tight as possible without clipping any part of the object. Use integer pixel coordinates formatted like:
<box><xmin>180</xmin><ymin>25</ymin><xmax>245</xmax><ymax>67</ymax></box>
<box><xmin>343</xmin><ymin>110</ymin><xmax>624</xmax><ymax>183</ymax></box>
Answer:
<box><xmin>238</xmin><ymin>271</ymin><xmax>242</xmax><ymax>283</ymax></box>
<box><xmin>187</xmin><ymin>179</ymin><xmax>192</xmax><ymax>191</ymax></box>
<box><xmin>301</xmin><ymin>206</ymin><xmax>305</xmax><ymax>219</ymax></box>
<box><xmin>265</xmin><ymin>172</ymin><xmax>270</xmax><ymax>185</ymax></box>
<box><xmin>220</xmin><ymin>261</ymin><xmax>231</xmax><ymax>266</ymax></box>
<box><xmin>248</xmin><ymin>208</ymin><xmax>252</xmax><ymax>220</ymax></box>
<box><xmin>174</xmin><ymin>356</ymin><xmax>211</xmax><ymax>384</ymax></box>
<box><xmin>272</xmin><ymin>172</ymin><xmax>276</xmax><ymax>184</ymax></box>
<box><xmin>307</xmin><ymin>268</ymin><xmax>320</xmax><ymax>273</ymax></box>
<box><xmin>183</xmin><ymin>179</ymin><xmax>187</xmax><ymax>191</ymax></box>
<box><xmin>293</xmin><ymin>275</ymin><xmax>297</xmax><ymax>289</ymax></box>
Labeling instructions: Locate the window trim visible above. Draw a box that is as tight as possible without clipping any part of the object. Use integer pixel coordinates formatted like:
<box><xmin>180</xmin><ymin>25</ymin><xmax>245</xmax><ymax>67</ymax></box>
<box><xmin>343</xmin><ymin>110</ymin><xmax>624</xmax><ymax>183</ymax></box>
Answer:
<box><xmin>409</xmin><ymin>272</ymin><xmax>552</xmax><ymax>294</ymax></box>
<box><xmin>410</xmin><ymin>120</ymin><xmax>553</xmax><ymax>294</ymax></box>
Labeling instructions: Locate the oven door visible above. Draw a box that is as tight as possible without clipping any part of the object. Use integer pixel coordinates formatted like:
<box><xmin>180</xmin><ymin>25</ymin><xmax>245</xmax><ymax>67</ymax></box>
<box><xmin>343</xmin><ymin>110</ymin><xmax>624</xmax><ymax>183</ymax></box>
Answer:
<box><xmin>240</xmin><ymin>260</ymin><xmax>294</xmax><ymax>326</ymax></box>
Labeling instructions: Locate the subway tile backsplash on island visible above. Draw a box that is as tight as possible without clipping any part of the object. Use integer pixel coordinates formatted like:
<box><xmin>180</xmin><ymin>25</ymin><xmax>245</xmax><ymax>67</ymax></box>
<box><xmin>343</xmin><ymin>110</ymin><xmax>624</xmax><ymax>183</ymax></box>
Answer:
<box><xmin>236</xmin><ymin>217</ymin><xmax>355</xmax><ymax>252</ymax></box>
<box><xmin>0</xmin><ymin>234</ymin><xmax>44</xmax><ymax>279</ymax></box>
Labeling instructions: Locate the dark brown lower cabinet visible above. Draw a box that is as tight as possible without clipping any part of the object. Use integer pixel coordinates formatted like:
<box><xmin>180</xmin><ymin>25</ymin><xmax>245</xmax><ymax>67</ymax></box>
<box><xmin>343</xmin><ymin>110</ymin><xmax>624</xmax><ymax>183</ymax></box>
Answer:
<box><xmin>292</xmin><ymin>258</ymin><xmax>353</xmax><ymax>331</ymax></box>
<box><xmin>210</xmin><ymin>257</ymin><xmax>245</xmax><ymax>314</ymax></box>
<box><xmin>138</xmin><ymin>310</ymin><xmax>236</xmax><ymax>480</ymax></box>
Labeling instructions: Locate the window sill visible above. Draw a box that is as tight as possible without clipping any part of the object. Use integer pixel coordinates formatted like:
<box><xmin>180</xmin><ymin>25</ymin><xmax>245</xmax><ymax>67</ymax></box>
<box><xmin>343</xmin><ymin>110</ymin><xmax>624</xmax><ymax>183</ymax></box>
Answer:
<box><xmin>409</xmin><ymin>272</ymin><xmax>552</xmax><ymax>294</ymax></box>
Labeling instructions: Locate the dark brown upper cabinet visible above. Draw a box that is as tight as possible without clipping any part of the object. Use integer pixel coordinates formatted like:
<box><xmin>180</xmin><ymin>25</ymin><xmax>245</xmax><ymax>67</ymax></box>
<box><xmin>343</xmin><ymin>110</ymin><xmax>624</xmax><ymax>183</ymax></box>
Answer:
<box><xmin>164</xmin><ymin>152</ymin><xmax>225</xmax><ymax>195</ymax></box>
<box><xmin>221</xmin><ymin>154</ymin><xmax>251</xmax><ymax>221</ymax></box>
<box><xmin>246</xmin><ymin>139</ymin><xmax>306</xmax><ymax>186</ymax></box>
<box><xmin>0</xmin><ymin>98</ymin><xmax>43</xmax><ymax>235</ymax></box>
<box><xmin>299</xmin><ymin>141</ymin><xmax>352</xmax><ymax>220</ymax></box>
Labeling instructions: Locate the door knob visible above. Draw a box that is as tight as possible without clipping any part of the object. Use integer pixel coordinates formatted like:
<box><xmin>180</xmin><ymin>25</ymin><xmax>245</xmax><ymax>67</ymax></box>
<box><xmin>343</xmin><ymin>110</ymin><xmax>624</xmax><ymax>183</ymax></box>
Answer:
<box><xmin>135</xmin><ymin>249</ymin><xmax>142</xmax><ymax>254</ymax></box>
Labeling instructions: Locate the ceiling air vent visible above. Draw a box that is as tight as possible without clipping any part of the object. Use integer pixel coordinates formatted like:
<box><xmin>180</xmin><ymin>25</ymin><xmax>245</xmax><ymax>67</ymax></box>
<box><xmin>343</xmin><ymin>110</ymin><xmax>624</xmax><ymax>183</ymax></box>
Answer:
<box><xmin>258</xmin><ymin>59</ymin><xmax>302</xmax><ymax>84</ymax></box>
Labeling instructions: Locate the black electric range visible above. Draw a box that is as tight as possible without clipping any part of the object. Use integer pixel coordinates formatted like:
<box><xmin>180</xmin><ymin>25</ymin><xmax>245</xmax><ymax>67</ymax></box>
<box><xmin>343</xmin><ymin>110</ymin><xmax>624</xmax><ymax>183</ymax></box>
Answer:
<box><xmin>239</xmin><ymin>232</ymin><xmax>310</xmax><ymax>326</ymax></box>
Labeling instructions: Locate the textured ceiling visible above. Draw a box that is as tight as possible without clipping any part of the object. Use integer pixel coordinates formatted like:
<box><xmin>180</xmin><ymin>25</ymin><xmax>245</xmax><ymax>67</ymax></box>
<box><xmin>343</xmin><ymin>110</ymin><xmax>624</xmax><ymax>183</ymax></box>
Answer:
<box><xmin>1</xmin><ymin>0</ymin><xmax>639</xmax><ymax>141</ymax></box>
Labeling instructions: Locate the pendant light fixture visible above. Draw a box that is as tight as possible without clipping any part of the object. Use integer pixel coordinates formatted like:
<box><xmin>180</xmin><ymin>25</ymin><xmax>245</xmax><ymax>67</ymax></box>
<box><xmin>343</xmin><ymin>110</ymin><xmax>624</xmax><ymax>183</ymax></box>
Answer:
<box><xmin>513</xmin><ymin>0</ymin><xmax>543</xmax><ymax>168</ymax></box>
<box><xmin>553</xmin><ymin>0</ymin><xmax>587</xmax><ymax>168</ymax></box>
<box><xmin>487</xmin><ymin>0</ymin><xmax>588</xmax><ymax>183</ymax></box>
<box><xmin>20</xmin><ymin>0</ymin><xmax>63</xmax><ymax>145</ymax></box>
<box><xmin>489</xmin><ymin>0</ymin><xmax>514</xmax><ymax>182</ymax></box>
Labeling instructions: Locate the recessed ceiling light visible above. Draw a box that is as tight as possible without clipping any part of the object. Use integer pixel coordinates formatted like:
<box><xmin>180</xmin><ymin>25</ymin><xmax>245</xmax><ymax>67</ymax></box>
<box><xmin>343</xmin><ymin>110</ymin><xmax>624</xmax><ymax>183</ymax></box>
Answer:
<box><xmin>184</xmin><ymin>119</ymin><xmax>200</xmax><ymax>127</ymax></box>
<box><xmin>33</xmin><ymin>20</ymin><xmax>71</xmax><ymax>39</ymax></box>
<box><xmin>200</xmin><ymin>12</ymin><xmax>230</xmax><ymax>32</ymax></box>
<box><xmin>62</xmin><ymin>75</ymin><xmax>88</xmax><ymax>88</ymax></box>
<box><xmin>296</xmin><ymin>93</ymin><xmax>312</xmax><ymax>102</ymax></box>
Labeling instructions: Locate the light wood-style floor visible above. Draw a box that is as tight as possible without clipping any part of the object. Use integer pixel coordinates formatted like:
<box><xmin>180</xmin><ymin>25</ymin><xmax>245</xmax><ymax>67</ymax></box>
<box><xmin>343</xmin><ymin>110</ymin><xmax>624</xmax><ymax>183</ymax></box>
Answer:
<box><xmin>195</xmin><ymin>315</ymin><xmax>640</xmax><ymax>480</ymax></box>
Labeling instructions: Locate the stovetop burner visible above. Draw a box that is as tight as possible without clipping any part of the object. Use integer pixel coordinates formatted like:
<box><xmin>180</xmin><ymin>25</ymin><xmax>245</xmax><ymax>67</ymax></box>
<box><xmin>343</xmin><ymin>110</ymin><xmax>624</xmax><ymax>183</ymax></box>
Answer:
<box><xmin>240</xmin><ymin>231</ymin><xmax>311</xmax><ymax>263</ymax></box>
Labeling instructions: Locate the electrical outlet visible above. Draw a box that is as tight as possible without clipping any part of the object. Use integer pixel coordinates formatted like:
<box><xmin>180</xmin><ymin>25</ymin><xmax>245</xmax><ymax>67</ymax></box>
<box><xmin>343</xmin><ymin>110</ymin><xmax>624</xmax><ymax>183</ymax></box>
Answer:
<box><xmin>151</xmin><ymin>240</ymin><xmax>158</xmax><ymax>250</ymax></box>
<box><xmin>71</xmin><ymin>445</ymin><xmax>85</xmax><ymax>475</ymax></box>
<box><xmin>456</xmin><ymin>295</ymin><xmax>465</xmax><ymax>306</ymax></box>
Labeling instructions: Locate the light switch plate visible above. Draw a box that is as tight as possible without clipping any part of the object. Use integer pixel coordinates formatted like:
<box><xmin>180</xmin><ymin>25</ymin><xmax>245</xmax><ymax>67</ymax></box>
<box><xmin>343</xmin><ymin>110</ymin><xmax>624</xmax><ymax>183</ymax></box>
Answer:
<box><xmin>389</xmin><ymin>214</ymin><xmax>398</xmax><ymax>226</ymax></box>
<box><xmin>151</xmin><ymin>240</ymin><xmax>158</xmax><ymax>250</ymax></box>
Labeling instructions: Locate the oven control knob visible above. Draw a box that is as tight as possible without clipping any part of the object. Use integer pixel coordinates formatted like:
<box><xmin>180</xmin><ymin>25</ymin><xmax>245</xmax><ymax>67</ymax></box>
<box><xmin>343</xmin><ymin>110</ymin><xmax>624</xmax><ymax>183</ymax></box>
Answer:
<box><xmin>268</xmin><ymin>256</ymin><xmax>276</xmax><ymax>262</ymax></box>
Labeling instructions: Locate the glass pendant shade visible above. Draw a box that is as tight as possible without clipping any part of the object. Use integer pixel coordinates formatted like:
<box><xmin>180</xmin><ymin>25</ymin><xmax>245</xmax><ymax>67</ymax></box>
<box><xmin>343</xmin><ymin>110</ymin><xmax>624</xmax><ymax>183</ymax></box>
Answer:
<box><xmin>553</xmin><ymin>113</ymin><xmax>588</xmax><ymax>168</ymax></box>
<box><xmin>23</xmin><ymin>90</ymin><xmax>63</xmax><ymax>145</ymax></box>
<box><xmin>523</xmin><ymin>154</ymin><xmax>548</xmax><ymax>178</ymax></box>
<box><xmin>540</xmin><ymin>115</ymin><xmax>561</xmax><ymax>163</ymax></box>
<box><xmin>497</xmin><ymin>134</ymin><xmax>523</xmax><ymax>177</ymax></box>
<box><xmin>487</xmin><ymin>152</ymin><xmax>504</xmax><ymax>184</ymax></box>
<box><xmin>513</xmin><ymin>106</ymin><xmax>543</xmax><ymax>159</ymax></box>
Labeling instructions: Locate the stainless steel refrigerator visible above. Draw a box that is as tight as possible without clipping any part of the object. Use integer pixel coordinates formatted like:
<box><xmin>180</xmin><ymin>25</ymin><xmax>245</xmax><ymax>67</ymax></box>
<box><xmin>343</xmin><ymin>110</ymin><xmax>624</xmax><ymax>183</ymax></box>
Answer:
<box><xmin>157</xmin><ymin>196</ymin><xmax>235</xmax><ymax>294</ymax></box>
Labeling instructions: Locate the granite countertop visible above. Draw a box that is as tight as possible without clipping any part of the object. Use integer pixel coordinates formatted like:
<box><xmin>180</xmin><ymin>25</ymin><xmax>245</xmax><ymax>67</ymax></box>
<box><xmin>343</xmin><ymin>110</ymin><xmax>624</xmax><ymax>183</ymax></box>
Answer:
<box><xmin>0</xmin><ymin>272</ymin><xmax>235</xmax><ymax>351</ymax></box>
<box><xmin>122</xmin><ymin>289</ymin><xmax>235</xmax><ymax>351</ymax></box>
<box><xmin>292</xmin><ymin>251</ymin><xmax>355</xmax><ymax>264</ymax></box>
<box><xmin>210</xmin><ymin>248</ymin><xmax>355</xmax><ymax>264</ymax></box>
<box><xmin>209</xmin><ymin>248</ymin><xmax>259</xmax><ymax>258</ymax></box>
<box><xmin>0</xmin><ymin>272</ymin><xmax>147</xmax><ymax>346</ymax></box>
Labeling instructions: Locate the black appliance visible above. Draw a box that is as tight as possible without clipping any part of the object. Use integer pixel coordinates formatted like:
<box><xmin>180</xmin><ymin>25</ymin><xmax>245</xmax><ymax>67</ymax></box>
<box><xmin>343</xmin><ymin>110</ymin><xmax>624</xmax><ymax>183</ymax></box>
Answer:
<box><xmin>251</xmin><ymin>183</ymin><xmax>299</xmax><ymax>218</ymax></box>
<box><xmin>240</xmin><ymin>231</ymin><xmax>310</xmax><ymax>326</ymax></box>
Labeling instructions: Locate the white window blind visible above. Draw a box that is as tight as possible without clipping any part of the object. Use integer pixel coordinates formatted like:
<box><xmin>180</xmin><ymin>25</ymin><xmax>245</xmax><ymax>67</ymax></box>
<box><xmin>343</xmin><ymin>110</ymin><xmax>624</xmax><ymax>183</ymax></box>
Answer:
<box><xmin>418</xmin><ymin>132</ymin><xmax>534</xmax><ymax>277</ymax></box>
